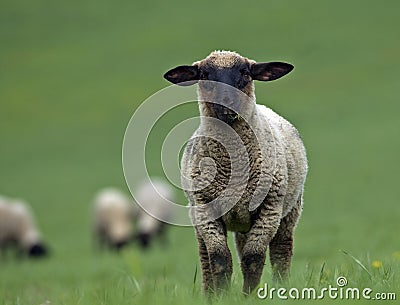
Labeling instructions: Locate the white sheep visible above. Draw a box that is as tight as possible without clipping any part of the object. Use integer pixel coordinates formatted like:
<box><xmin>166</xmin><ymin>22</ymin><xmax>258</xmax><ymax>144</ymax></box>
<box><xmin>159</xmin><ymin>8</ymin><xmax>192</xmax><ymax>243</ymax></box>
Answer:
<box><xmin>0</xmin><ymin>196</ymin><xmax>48</xmax><ymax>258</ymax></box>
<box><xmin>134</xmin><ymin>179</ymin><xmax>175</xmax><ymax>249</ymax></box>
<box><xmin>92</xmin><ymin>188</ymin><xmax>138</xmax><ymax>251</ymax></box>
<box><xmin>164</xmin><ymin>51</ymin><xmax>308</xmax><ymax>294</ymax></box>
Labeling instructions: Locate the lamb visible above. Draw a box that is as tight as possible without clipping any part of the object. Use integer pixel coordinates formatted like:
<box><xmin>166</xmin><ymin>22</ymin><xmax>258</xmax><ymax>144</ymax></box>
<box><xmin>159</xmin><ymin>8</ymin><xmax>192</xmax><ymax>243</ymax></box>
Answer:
<box><xmin>92</xmin><ymin>188</ymin><xmax>138</xmax><ymax>251</ymax></box>
<box><xmin>134</xmin><ymin>179</ymin><xmax>175</xmax><ymax>249</ymax></box>
<box><xmin>0</xmin><ymin>196</ymin><xmax>48</xmax><ymax>258</ymax></box>
<box><xmin>164</xmin><ymin>51</ymin><xmax>308</xmax><ymax>294</ymax></box>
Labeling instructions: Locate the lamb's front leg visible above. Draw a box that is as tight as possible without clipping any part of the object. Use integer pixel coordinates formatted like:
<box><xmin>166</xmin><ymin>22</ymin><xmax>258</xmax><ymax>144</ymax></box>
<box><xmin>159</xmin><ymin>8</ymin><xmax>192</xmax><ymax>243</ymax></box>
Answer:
<box><xmin>195</xmin><ymin>229</ymin><xmax>213</xmax><ymax>292</ymax></box>
<box><xmin>196</xmin><ymin>219</ymin><xmax>232</xmax><ymax>294</ymax></box>
<box><xmin>241</xmin><ymin>202</ymin><xmax>283</xmax><ymax>295</ymax></box>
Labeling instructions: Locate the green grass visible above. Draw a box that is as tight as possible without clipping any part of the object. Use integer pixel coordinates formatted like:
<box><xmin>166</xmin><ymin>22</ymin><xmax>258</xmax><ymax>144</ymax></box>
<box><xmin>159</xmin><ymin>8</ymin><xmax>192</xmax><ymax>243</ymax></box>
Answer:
<box><xmin>1</xmin><ymin>0</ymin><xmax>400</xmax><ymax>304</ymax></box>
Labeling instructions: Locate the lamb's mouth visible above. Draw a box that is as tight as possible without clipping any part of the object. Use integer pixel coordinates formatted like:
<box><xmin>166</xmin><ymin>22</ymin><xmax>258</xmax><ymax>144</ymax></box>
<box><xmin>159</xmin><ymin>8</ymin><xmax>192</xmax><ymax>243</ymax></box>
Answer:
<box><xmin>214</xmin><ymin>104</ymin><xmax>239</xmax><ymax>124</ymax></box>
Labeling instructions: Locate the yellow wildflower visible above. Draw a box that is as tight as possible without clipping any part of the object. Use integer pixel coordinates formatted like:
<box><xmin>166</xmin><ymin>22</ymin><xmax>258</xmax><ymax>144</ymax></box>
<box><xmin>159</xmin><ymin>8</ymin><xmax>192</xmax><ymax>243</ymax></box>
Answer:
<box><xmin>372</xmin><ymin>260</ymin><xmax>382</xmax><ymax>268</ymax></box>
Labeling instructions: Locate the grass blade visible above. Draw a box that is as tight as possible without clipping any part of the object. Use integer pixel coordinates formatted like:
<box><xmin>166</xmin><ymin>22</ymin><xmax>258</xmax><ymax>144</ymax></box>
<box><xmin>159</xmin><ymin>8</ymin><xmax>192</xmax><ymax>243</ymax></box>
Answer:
<box><xmin>341</xmin><ymin>250</ymin><xmax>372</xmax><ymax>280</ymax></box>
<box><xmin>319</xmin><ymin>262</ymin><xmax>326</xmax><ymax>284</ymax></box>
<box><xmin>192</xmin><ymin>264</ymin><xmax>198</xmax><ymax>295</ymax></box>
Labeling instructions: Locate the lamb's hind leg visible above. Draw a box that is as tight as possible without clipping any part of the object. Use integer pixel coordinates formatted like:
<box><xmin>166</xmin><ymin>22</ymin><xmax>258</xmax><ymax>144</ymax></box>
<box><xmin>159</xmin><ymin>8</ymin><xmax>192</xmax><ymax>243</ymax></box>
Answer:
<box><xmin>234</xmin><ymin>232</ymin><xmax>247</xmax><ymax>261</ymax></box>
<box><xmin>269</xmin><ymin>194</ymin><xmax>303</xmax><ymax>282</ymax></box>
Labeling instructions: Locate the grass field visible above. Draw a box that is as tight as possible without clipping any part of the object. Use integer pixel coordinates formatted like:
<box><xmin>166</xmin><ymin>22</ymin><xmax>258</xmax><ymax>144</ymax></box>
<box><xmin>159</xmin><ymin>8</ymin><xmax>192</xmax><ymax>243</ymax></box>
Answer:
<box><xmin>1</xmin><ymin>0</ymin><xmax>399</xmax><ymax>304</ymax></box>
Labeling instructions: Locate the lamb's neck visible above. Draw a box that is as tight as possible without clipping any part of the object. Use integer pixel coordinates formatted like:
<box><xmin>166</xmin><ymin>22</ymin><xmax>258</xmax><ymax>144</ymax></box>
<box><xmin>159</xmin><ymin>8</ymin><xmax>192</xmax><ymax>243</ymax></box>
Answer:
<box><xmin>199</xmin><ymin>104</ymin><xmax>259</xmax><ymax>136</ymax></box>
<box><xmin>198</xmin><ymin>103</ymin><xmax>262</xmax><ymax>164</ymax></box>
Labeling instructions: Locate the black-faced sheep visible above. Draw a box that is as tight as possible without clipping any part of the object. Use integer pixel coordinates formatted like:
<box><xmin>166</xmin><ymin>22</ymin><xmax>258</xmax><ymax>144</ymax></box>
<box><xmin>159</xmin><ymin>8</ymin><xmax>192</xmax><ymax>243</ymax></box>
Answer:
<box><xmin>92</xmin><ymin>188</ymin><xmax>138</xmax><ymax>251</ymax></box>
<box><xmin>164</xmin><ymin>51</ymin><xmax>308</xmax><ymax>294</ymax></box>
<box><xmin>134</xmin><ymin>179</ymin><xmax>175</xmax><ymax>249</ymax></box>
<box><xmin>0</xmin><ymin>196</ymin><xmax>48</xmax><ymax>258</ymax></box>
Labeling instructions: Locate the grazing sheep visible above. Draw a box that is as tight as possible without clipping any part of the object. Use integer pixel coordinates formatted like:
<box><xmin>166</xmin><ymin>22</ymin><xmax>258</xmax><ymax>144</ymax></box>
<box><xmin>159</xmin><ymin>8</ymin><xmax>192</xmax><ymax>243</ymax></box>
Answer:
<box><xmin>92</xmin><ymin>188</ymin><xmax>138</xmax><ymax>251</ymax></box>
<box><xmin>0</xmin><ymin>197</ymin><xmax>48</xmax><ymax>258</ymax></box>
<box><xmin>164</xmin><ymin>51</ymin><xmax>308</xmax><ymax>294</ymax></box>
<box><xmin>134</xmin><ymin>179</ymin><xmax>175</xmax><ymax>249</ymax></box>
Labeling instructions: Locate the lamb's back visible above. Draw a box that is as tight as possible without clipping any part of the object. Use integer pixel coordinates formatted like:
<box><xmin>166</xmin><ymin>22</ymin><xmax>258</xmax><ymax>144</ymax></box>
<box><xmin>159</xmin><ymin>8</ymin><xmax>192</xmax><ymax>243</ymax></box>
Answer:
<box><xmin>257</xmin><ymin>105</ymin><xmax>308</xmax><ymax>217</ymax></box>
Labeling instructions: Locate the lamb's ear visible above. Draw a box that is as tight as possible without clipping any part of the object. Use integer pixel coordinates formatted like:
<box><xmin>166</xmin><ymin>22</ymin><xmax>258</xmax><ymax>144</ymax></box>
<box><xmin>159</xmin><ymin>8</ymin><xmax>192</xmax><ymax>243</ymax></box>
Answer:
<box><xmin>251</xmin><ymin>62</ymin><xmax>294</xmax><ymax>81</ymax></box>
<box><xmin>163</xmin><ymin>65</ymin><xmax>199</xmax><ymax>86</ymax></box>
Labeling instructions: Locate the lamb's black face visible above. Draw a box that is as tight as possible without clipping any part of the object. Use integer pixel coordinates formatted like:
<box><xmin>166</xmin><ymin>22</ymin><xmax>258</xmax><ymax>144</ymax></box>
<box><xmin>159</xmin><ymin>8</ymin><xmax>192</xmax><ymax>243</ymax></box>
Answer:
<box><xmin>199</xmin><ymin>62</ymin><xmax>252</xmax><ymax>91</ymax></box>
<box><xmin>198</xmin><ymin>63</ymin><xmax>253</xmax><ymax>124</ymax></box>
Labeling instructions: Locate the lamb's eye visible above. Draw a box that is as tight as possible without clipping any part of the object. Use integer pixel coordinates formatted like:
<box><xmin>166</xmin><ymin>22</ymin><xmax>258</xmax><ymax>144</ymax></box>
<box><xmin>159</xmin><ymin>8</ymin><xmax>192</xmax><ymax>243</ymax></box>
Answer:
<box><xmin>242</xmin><ymin>69</ymin><xmax>251</xmax><ymax>79</ymax></box>
<box><xmin>199</xmin><ymin>74</ymin><xmax>214</xmax><ymax>91</ymax></box>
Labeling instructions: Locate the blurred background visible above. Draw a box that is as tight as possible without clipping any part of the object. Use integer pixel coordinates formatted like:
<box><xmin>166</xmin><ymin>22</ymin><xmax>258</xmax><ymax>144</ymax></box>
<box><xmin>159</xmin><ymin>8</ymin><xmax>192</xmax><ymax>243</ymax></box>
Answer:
<box><xmin>0</xmin><ymin>0</ymin><xmax>399</xmax><ymax>304</ymax></box>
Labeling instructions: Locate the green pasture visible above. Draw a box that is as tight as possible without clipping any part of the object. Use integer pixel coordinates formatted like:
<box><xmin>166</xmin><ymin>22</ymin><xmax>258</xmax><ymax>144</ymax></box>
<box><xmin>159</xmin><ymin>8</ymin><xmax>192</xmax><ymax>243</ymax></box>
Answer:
<box><xmin>0</xmin><ymin>0</ymin><xmax>399</xmax><ymax>304</ymax></box>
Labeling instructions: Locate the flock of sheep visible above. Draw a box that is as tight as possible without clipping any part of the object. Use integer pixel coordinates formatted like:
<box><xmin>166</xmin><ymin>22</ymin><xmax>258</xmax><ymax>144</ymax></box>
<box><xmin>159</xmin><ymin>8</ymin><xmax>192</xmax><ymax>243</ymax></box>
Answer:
<box><xmin>0</xmin><ymin>179</ymin><xmax>175</xmax><ymax>258</ymax></box>
<box><xmin>93</xmin><ymin>179</ymin><xmax>175</xmax><ymax>250</ymax></box>
<box><xmin>1</xmin><ymin>50</ymin><xmax>307</xmax><ymax>296</ymax></box>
